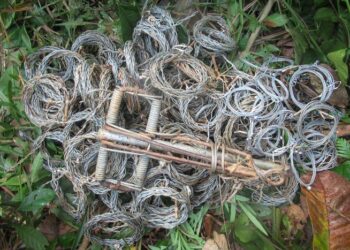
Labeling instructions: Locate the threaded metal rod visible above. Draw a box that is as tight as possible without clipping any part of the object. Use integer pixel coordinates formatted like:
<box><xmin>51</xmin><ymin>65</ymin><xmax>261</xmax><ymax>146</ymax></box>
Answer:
<box><xmin>99</xmin><ymin>128</ymin><xmax>284</xmax><ymax>171</ymax></box>
<box><xmin>106</xmin><ymin>89</ymin><xmax>123</xmax><ymax>124</ymax></box>
<box><xmin>95</xmin><ymin>89</ymin><xmax>123</xmax><ymax>181</ymax></box>
<box><xmin>134</xmin><ymin>99</ymin><xmax>161</xmax><ymax>186</ymax></box>
<box><xmin>95</xmin><ymin>148</ymin><xmax>108</xmax><ymax>180</ymax></box>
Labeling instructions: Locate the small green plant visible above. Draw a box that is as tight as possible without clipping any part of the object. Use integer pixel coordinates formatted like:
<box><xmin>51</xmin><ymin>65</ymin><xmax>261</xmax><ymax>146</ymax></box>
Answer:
<box><xmin>221</xmin><ymin>195</ymin><xmax>277</xmax><ymax>249</ymax></box>
<box><xmin>149</xmin><ymin>205</ymin><xmax>208</xmax><ymax>250</ymax></box>
<box><xmin>335</xmin><ymin>138</ymin><xmax>350</xmax><ymax>180</ymax></box>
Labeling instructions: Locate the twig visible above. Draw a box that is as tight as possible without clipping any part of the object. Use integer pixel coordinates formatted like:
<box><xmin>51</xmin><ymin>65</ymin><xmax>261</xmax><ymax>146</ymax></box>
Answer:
<box><xmin>240</xmin><ymin>0</ymin><xmax>276</xmax><ymax>57</ymax></box>
<box><xmin>78</xmin><ymin>236</ymin><xmax>90</xmax><ymax>250</ymax></box>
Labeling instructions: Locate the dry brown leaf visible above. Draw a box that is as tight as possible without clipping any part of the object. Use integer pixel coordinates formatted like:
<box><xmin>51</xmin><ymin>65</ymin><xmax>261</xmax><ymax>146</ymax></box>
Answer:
<box><xmin>213</xmin><ymin>231</ymin><xmax>229</xmax><ymax>250</ymax></box>
<box><xmin>202</xmin><ymin>239</ymin><xmax>219</xmax><ymax>250</ymax></box>
<box><xmin>39</xmin><ymin>214</ymin><xmax>75</xmax><ymax>241</ymax></box>
<box><xmin>321</xmin><ymin>64</ymin><xmax>349</xmax><ymax>109</ymax></box>
<box><xmin>203</xmin><ymin>214</ymin><xmax>214</xmax><ymax>238</ymax></box>
<box><xmin>301</xmin><ymin>171</ymin><xmax>350</xmax><ymax>250</ymax></box>
<box><xmin>39</xmin><ymin>215</ymin><xmax>58</xmax><ymax>241</ymax></box>
<box><xmin>282</xmin><ymin>204</ymin><xmax>307</xmax><ymax>233</ymax></box>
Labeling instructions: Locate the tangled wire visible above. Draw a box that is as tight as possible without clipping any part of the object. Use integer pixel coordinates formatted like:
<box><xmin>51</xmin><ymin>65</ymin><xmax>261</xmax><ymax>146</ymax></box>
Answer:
<box><xmin>23</xmin><ymin>6</ymin><xmax>342</xmax><ymax>249</ymax></box>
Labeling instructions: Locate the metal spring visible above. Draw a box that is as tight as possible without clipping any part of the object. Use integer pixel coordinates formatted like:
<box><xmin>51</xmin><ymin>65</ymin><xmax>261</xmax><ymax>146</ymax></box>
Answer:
<box><xmin>134</xmin><ymin>99</ymin><xmax>161</xmax><ymax>186</ymax></box>
<box><xmin>95</xmin><ymin>89</ymin><xmax>123</xmax><ymax>180</ymax></box>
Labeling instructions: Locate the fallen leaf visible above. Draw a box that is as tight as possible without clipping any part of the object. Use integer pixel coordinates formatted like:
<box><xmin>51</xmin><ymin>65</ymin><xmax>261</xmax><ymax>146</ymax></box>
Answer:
<box><xmin>203</xmin><ymin>214</ymin><xmax>214</xmax><ymax>238</ymax></box>
<box><xmin>39</xmin><ymin>214</ymin><xmax>75</xmax><ymax>241</ymax></box>
<box><xmin>213</xmin><ymin>231</ymin><xmax>228</xmax><ymax>250</ymax></box>
<box><xmin>301</xmin><ymin>171</ymin><xmax>350</xmax><ymax>250</ymax></box>
<box><xmin>282</xmin><ymin>204</ymin><xmax>307</xmax><ymax>233</ymax></box>
<box><xmin>202</xmin><ymin>239</ymin><xmax>219</xmax><ymax>250</ymax></box>
<box><xmin>281</xmin><ymin>47</ymin><xmax>294</xmax><ymax>58</ymax></box>
<box><xmin>321</xmin><ymin>65</ymin><xmax>349</xmax><ymax>109</ymax></box>
<box><xmin>39</xmin><ymin>215</ymin><xmax>58</xmax><ymax>241</ymax></box>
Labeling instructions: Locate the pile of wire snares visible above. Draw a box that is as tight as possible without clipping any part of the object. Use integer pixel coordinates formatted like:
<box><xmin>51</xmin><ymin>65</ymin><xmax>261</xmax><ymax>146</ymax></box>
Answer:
<box><xmin>22</xmin><ymin>5</ymin><xmax>342</xmax><ymax>248</ymax></box>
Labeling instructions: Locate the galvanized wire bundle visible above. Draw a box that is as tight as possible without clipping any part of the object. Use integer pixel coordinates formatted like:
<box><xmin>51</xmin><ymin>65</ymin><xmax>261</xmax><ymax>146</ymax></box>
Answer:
<box><xmin>22</xmin><ymin>5</ymin><xmax>343</xmax><ymax>248</ymax></box>
<box><xmin>23</xmin><ymin>74</ymin><xmax>68</xmax><ymax>127</ymax></box>
<box><xmin>193</xmin><ymin>15</ymin><xmax>236</xmax><ymax>55</ymax></box>
<box><xmin>147</xmin><ymin>49</ymin><xmax>214</xmax><ymax>97</ymax></box>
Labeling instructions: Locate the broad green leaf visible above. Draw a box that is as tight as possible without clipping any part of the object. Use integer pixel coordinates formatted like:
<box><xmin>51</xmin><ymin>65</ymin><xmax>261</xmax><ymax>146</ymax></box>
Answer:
<box><xmin>11</xmin><ymin>186</ymin><xmax>29</xmax><ymax>202</ymax></box>
<box><xmin>31</xmin><ymin>152</ymin><xmax>43</xmax><ymax>183</ymax></box>
<box><xmin>58</xmin><ymin>232</ymin><xmax>77</xmax><ymax>248</ymax></box>
<box><xmin>118</xmin><ymin>4</ymin><xmax>140</xmax><ymax>42</ymax></box>
<box><xmin>314</xmin><ymin>7</ymin><xmax>337</xmax><ymax>22</ymax></box>
<box><xmin>247</xmin><ymin>15</ymin><xmax>259</xmax><ymax>31</ymax></box>
<box><xmin>235</xmin><ymin>212</ymin><xmax>249</xmax><ymax>226</ymax></box>
<box><xmin>0</xmin><ymin>157</ymin><xmax>15</xmax><ymax>172</ymax></box>
<box><xmin>15</xmin><ymin>225</ymin><xmax>49</xmax><ymax>250</ymax></box>
<box><xmin>1</xmin><ymin>174</ymin><xmax>27</xmax><ymax>186</ymax></box>
<box><xmin>19</xmin><ymin>188</ymin><xmax>55</xmax><ymax>213</ymax></box>
<box><xmin>235</xmin><ymin>225</ymin><xmax>258</xmax><ymax>243</ymax></box>
<box><xmin>0</xmin><ymin>12</ymin><xmax>15</xmax><ymax>29</ymax></box>
<box><xmin>239</xmin><ymin>201</ymin><xmax>268</xmax><ymax>235</ymax></box>
<box><xmin>228</xmin><ymin>1</ymin><xmax>241</xmax><ymax>17</ymax></box>
<box><xmin>263</xmin><ymin>13</ymin><xmax>288</xmax><ymax>27</ymax></box>
<box><xmin>0</xmin><ymin>145</ymin><xmax>22</xmax><ymax>156</ymax></box>
<box><xmin>327</xmin><ymin>49</ymin><xmax>348</xmax><ymax>84</ymax></box>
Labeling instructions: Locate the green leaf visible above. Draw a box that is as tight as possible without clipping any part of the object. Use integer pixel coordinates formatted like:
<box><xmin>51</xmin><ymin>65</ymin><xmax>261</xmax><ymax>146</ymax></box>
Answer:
<box><xmin>314</xmin><ymin>7</ymin><xmax>337</xmax><ymax>22</ymax></box>
<box><xmin>177</xmin><ymin>25</ymin><xmax>188</xmax><ymax>44</ymax></box>
<box><xmin>1</xmin><ymin>174</ymin><xmax>27</xmax><ymax>186</ymax></box>
<box><xmin>11</xmin><ymin>186</ymin><xmax>29</xmax><ymax>202</ymax></box>
<box><xmin>0</xmin><ymin>12</ymin><xmax>15</xmax><ymax>29</ymax></box>
<box><xmin>230</xmin><ymin>201</ymin><xmax>237</xmax><ymax>222</ymax></box>
<box><xmin>15</xmin><ymin>225</ymin><xmax>49</xmax><ymax>250</ymax></box>
<box><xmin>31</xmin><ymin>152</ymin><xmax>43</xmax><ymax>183</ymax></box>
<box><xmin>239</xmin><ymin>201</ymin><xmax>268</xmax><ymax>235</ymax></box>
<box><xmin>235</xmin><ymin>225</ymin><xmax>258</xmax><ymax>243</ymax></box>
<box><xmin>90</xmin><ymin>242</ymin><xmax>103</xmax><ymax>250</ymax></box>
<box><xmin>327</xmin><ymin>49</ymin><xmax>348</xmax><ymax>84</ymax></box>
<box><xmin>235</xmin><ymin>212</ymin><xmax>249</xmax><ymax>226</ymax></box>
<box><xmin>58</xmin><ymin>232</ymin><xmax>77</xmax><ymax>248</ymax></box>
<box><xmin>0</xmin><ymin>145</ymin><xmax>22</xmax><ymax>156</ymax></box>
<box><xmin>272</xmin><ymin>207</ymin><xmax>281</xmax><ymax>242</ymax></box>
<box><xmin>19</xmin><ymin>188</ymin><xmax>55</xmax><ymax>213</ymax></box>
<box><xmin>20</xmin><ymin>27</ymin><xmax>31</xmax><ymax>49</ymax></box>
<box><xmin>228</xmin><ymin>1</ymin><xmax>242</xmax><ymax>18</ymax></box>
<box><xmin>341</xmin><ymin>113</ymin><xmax>350</xmax><ymax>124</ymax></box>
<box><xmin>336</xmin><ymin>138</ymin><xmax>350</xmax><ymax>159</ymax></box>
<box><xmin>235</xmin><ymin>195</ymin><xmax>250</xmax><ymax>202</ymax></box>
<box><xmin>263</xmin><ymin>13</ymin><xmax>288</xmax><ymax>27</ymax></box>
<box><xmin>117</xmin><ymin>4</ymin><xmax>140</xmax><ymax>42</ymax></box>
<box><xmin>55</xmin><ymin>18</ymin><xmax>94</xmax><ymax>28</ymax></box>
<box><xmin>333</xmin><ymin>161</ymin><xmax>350</xmax><ymax>180</ymax></box>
